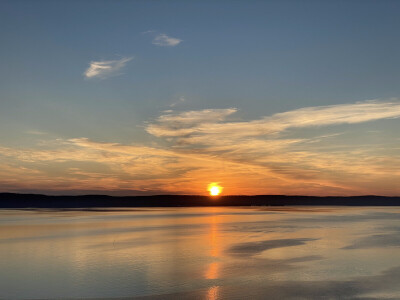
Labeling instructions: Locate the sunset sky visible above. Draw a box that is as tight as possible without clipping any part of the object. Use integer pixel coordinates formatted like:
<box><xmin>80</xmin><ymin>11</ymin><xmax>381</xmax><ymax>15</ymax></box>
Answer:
<box><xmin>1</xmin><ymin>1</ymin><xmax>400</xmax><ymax>195</ymax></box>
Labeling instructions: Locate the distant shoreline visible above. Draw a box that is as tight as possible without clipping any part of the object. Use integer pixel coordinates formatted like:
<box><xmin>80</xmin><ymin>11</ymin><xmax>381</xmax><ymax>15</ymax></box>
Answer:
<box><xmin>1</xmin><ymin>193</ymin><xmax>400</xmax><ymax>208</ymax></box>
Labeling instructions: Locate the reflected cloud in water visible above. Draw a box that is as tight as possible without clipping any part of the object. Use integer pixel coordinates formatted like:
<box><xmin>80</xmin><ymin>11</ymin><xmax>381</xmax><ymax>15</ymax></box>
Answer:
<box><xmin>344</xmin><ymin>233</ymin><xmax>400</xmax><ymax>249</ymax></box>
<box><xmin>227</xmin><ymin>238</ymin><xmax>317</xmax><ymax>257</ymax></box>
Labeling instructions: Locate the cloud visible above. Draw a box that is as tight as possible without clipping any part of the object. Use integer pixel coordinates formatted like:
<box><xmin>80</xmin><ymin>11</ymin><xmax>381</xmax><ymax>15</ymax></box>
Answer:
<box><xmin>25</xmin><ymin>130</ymin><xmax>47</xmax><ymax>135</ymax></box>
<box><xmin>152</xmin><ymin>33</ymin><xmax>182</xmax><ymax>47</ymax></box>
<box><xmin>146</xmin><ymin>101</ymin><xmax>400</xmax><ymax>173</ymax></box>
<box><xmin>143</xmin><ymin>100</ymin><xmax>400</xmax><ymax>195</ymax></box>
<box><xmin>84</xmin><ymin>57</ymin><xmax>132</xmax><ymax>79</ymax></box>
<box><xmin>147</xmin><ymin>101</ymin><xmax>400</xmax><ymax>141</ymax></box>
<box><xmin>1</xmin><ymin>100</ymin><xmax>400</xmax><ymax>196</ymax></box>
<box><xmin>146</xmin><ymin>108</ymin><xmax>237</xmax><ymax>137</ymax></box>
<box><xmin>169</xmin><ymin>96</ymin><xmax>186</xmax><ymax>107</ymax></box>
<box><xmin>141</xmin><ymin>30</ymin><xmax>156</xmax><ymax>34</ymax></box>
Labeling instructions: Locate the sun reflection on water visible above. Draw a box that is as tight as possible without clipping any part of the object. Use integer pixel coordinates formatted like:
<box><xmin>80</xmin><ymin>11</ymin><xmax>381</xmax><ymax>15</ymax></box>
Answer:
<box><xmin>205</xmin><ymin>210</ymin><xmax>221</xmax><ymax>299</ymax></box>
<box><xmin>207</xmin><ymin>286</ymin><xmax>219</xmax><ymax>300</ymax></box>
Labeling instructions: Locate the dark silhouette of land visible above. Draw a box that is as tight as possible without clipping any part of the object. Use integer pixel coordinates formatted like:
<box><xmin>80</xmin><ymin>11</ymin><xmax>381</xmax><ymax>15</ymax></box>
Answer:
<box><xmin>1</xmin><ymin>193</ymin><xmax>400</xmax><ymax>208</ymax></box>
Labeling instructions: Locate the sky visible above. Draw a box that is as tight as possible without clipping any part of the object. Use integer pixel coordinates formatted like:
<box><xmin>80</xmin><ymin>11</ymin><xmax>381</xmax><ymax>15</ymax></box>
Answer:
<box><xmin>1</xmin><ymin>0</ymin><xmax>400</xmax><ymax>196</ymax></box>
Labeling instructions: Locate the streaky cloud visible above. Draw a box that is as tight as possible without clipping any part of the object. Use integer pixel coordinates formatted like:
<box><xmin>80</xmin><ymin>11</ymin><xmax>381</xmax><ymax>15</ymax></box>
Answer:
<box><xmin>169</xmin><ymin>96</ymin><xmax>186</xmax><ymax>107</ymax></box>
<box><xmin>152</xmin><ymin>33</ymin><xmax>182</xmax><ymax>47</ymax></box>
<box><xmin>2</xmin><ymin>100</ymin><xmax>400</xmax><ymax>195</ymax></box>
<box><xmin>147</xmin><ymin>108</ymin><xmax>237</xmax><ymax>137</ymax></box>
<box><xmin>147</xmin><ymin>100</ymin><xmax>400</xmax><ymax>140</ymax></box>
<box><xmin>25</xmin><ymin>130</ymin><xmax>47</xmax><ymax>135</ymax></box>
<box><xmin>84</xmin><ymin>57</ymin><xmax>132</xmax><ymax>79</ymax></box>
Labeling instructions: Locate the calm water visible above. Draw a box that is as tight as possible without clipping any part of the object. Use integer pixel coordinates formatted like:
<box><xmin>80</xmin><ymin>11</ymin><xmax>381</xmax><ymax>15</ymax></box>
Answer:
<box><xmin>1</xmin><ymin>206</ymin><xmax>400</xmax><ymax>299</ymax></box>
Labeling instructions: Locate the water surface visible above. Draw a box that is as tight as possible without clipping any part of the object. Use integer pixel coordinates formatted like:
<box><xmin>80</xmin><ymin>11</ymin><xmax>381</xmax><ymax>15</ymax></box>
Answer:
<box><xmin>1</xmin><ymin>206</ymin><xmax>400</xmax><ymax>299</ymax></box>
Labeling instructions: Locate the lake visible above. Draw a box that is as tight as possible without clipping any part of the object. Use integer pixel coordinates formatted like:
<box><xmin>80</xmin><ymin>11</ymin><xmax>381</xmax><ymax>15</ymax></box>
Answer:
<box><xmin>1</xmin><ymin>206</ymin><xmax>400</xmax><ymax>299</ymax></box>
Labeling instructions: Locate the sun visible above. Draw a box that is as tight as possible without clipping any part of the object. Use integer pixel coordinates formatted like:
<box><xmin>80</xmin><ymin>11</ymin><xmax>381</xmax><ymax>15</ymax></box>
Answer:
<box><xmin>208</xmin><ymin>183</ymin><xmax>223</xmax><ymax>196</ymax></box>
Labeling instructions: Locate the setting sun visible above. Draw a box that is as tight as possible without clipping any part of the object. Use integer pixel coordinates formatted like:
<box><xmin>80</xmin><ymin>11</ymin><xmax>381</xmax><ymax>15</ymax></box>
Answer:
<box><xmin>208</xmin><ymin>183</ymin><xmax>223</xmax><ymax>196</ymax></box>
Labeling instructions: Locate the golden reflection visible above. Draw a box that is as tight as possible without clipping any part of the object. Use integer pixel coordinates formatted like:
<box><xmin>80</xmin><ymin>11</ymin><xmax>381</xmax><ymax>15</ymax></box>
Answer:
<box><xmin>207</xmin><ymin>286</ymin><xmax>219</xmax><ymax>300</ymax></box>
<box><xmin>209</xmin><ymin>215</ymin><xmax>220</xmax><ymax>257</ymax></box>
<box><xmin>205</xmin><ymin>262</ymin><xmax>219</xmax><ymax>280</ymax></box>
<box><xmin>205</xmin><ymin>209</ymin><xmax>221</xmax><ymax>299</ymax></box>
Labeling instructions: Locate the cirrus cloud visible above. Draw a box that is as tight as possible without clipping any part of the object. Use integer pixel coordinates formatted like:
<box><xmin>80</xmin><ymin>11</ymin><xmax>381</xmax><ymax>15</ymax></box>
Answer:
<box><xmin>147</xmin><ymin>100</ymin><xmax>400</xmax><ymax>145</ymax></box>
<box><xmin>152</xmin><ymin>33</ymin><xmax>182</xmax><ymax>47</ymax></box>
<box><xmin>2</xmin><ymin>100</ymin><xmax>400</xmax><ymax>196</ymax></box>
<box><xmin>84</xmin><ymin>57</ymin><xmax>133</xmax><ymax>79</ymax></box>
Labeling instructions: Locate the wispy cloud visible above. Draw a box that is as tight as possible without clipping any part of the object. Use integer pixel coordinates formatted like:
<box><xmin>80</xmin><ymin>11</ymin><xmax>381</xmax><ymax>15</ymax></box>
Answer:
<box><xmin>169</xmin><ymin>96</ymin><xmax>186</xmax><ymax>107</ymax></box>
<box><xmin>147</xmin><ymin>100</ymin><xmax>400</xmax><ymax>142</ymax></box>
<box><xmin>152</xmin><ymin>33</ymin><xmax>182</xmax><ymax>47</ymax></box>
<box><xmin>141</xmin><ymin>30</ymin><xmax>156</xmax><ymax>34</ymax></box>
<box><xmin>143</xmin><ymin>100</ymin><xmax>400</xmax><ymax>195</ymax></box>
<box><xmin>147</xmin><ymin>108</ymin><xmax>237</xmax><ymax>137</ymax></box>
<box><xmin>1</xmin><ymin>100</ymin><xmax>400</xmax><ymax>196</ymax></box>
<box><xmin>25</xmin><ymin>130</ymin><xmax>47</xmax><ymax>135</ymax></box>
<box><xmin>84</xmin><ymin>57</ymin><xmax>132</xmax><ymax>79</ymax></box>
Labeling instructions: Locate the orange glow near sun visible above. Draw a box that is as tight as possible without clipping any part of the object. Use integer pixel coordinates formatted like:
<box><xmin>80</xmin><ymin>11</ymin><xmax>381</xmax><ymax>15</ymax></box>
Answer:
<box><xmin>208</xmin><ymin>183</ymin><xmax>223</xmax><ymax>196</ymax></box>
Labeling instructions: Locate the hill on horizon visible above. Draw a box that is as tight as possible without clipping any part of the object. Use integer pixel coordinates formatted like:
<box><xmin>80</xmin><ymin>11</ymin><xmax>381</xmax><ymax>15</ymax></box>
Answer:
<box><xmin>1</xmin><ymin>193</ymin><xmax>400</xmax><ymax>208</ymax></box>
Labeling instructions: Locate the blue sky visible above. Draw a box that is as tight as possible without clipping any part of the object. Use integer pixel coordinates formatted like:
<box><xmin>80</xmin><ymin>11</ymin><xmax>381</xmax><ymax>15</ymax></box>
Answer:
<box><xmin>1</xmin><ymin>0</ymin><xmax>400</xmax><ymax>195</ymax></box>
